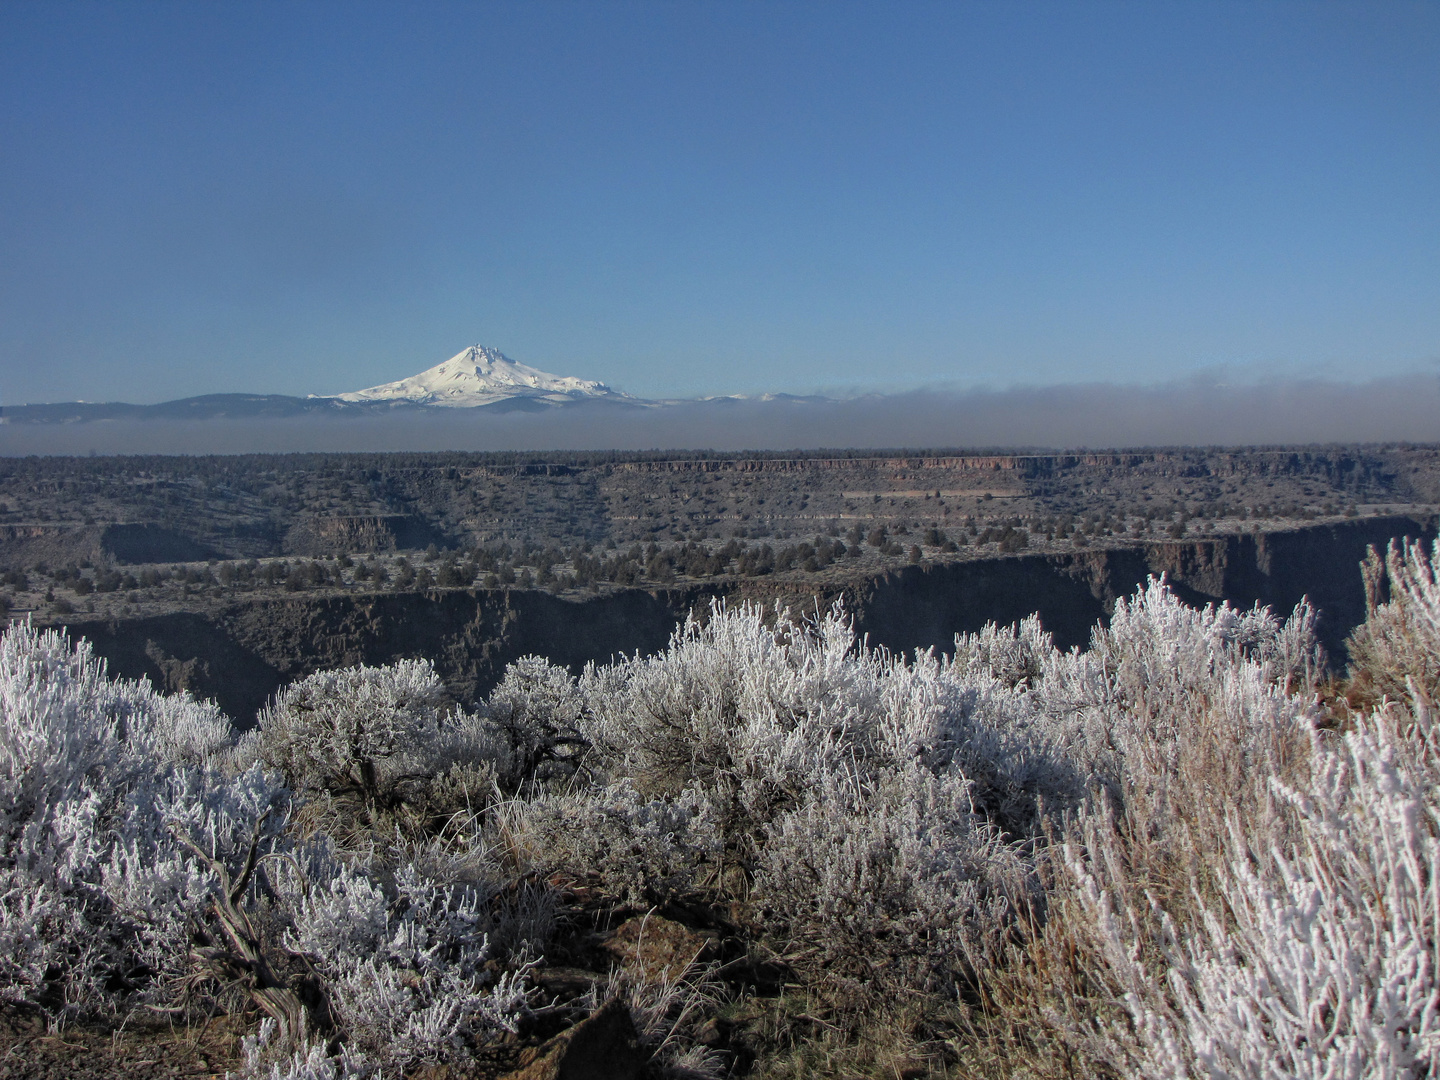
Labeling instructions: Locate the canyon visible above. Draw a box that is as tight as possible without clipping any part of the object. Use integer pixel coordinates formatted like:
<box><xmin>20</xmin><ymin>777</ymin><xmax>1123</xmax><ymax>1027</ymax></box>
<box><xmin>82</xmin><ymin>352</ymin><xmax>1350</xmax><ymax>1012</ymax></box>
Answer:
<box><xmin>56</xmin><ymin>513</ymin><xmax>1435</xmax><ymax>724</ymax></box>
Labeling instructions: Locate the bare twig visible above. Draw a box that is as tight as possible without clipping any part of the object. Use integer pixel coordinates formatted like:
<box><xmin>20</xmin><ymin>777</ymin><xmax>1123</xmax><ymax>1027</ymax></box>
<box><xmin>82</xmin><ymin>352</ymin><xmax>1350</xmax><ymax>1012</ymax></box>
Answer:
<box><xmin>169</xmin><ymin>812</ymin><xmax>320</xmax><ymax>1050</ymax></box>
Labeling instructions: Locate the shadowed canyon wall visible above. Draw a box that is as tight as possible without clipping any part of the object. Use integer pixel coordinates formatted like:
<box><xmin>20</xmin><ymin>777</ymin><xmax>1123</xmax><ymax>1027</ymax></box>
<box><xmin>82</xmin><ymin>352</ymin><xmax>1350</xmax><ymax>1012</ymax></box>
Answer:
<box><xmin>58</xmin><ymin>515</ymin><xmax>1436</xmax><ymax>725</ymax></box>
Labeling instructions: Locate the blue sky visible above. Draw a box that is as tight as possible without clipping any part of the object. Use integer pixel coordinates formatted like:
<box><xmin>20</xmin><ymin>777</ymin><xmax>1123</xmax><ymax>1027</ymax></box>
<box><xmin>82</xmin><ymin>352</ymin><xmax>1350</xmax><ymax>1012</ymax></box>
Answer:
<box><xmin>2</xmin><ymin>1</ymin><xmax>1437</xmax><ymax>405</ymax></box>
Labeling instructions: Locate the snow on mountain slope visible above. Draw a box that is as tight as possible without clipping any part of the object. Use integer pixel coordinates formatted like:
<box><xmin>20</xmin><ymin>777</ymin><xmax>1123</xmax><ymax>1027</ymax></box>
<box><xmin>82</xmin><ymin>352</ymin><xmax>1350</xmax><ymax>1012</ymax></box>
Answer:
<box><xmin>337</xmin><ymin>345</ymin><xmax>631</xmax><ymax>408</ymax></box>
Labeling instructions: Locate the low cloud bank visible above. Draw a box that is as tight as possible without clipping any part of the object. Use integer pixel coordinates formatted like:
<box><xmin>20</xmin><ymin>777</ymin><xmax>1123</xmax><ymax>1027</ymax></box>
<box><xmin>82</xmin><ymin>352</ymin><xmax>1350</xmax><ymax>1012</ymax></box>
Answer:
<box><xmin>3</xmin><ymin>374</ymin><xmax>1438</xmax><ymax>456</ymax></box>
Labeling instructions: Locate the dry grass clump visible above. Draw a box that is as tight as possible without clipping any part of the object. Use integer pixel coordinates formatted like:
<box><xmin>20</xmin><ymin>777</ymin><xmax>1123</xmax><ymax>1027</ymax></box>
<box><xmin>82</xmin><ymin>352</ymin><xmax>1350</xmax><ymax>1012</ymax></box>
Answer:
<box><xmin>962</xmin><ymin>546</ymin><xmax>1440</xmax><ymax>1080</ymax></box>
<box><xmin>1347</xmin><ymin>537</ymin><xmax>1440</xmax><ymax>707</ymax></box>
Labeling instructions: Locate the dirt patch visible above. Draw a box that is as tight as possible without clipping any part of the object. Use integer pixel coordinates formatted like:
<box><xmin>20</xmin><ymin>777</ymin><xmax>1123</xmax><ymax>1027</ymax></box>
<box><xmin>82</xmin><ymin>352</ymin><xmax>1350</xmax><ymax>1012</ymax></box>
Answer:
<box><xmin>0</xmin><ymin>1007</ymin><xmax>247</xmax><ymax>1080</ymax></box>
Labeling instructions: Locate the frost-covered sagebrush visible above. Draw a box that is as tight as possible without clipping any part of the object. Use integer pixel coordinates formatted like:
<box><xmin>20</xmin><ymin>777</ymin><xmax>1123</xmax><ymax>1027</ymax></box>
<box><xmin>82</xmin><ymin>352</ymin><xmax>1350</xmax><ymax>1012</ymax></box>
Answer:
<box><xmin>3</xmin><ymin>556</ymin><xmax>1437</xmax><ymax>1080</ymax></box>
<box><xmin>971</xmin><ymin>575</ymin><xmax>1440</xmax><ymax>1080</ymax></box>
<box><xmin>277</xmin><ymin>854</ymin><xmax>531</xmax><ymax>1070</ymax></box>
<box><xmin>245</xmin><ymin>659</ymin><xmax>461</xmax><ymax>801</ymax></box>
<box><xmin>241</xmin><ymin>656</ymin><xmax>593</xmax><ymax>847</ymax></box>
<box><xmin>0</xmin><ymin>622</ymin><xmax>281</xmax><ymax>1015</ymax></box>
<box><xmin>0</xmin><ymin>621</ymin><xmax>539</xmax><ymax>1069</ymax></box>
<box><xmin>758</xmin><ymin>762</ymin><xmax>1019</xmax><ymax>1001</ymax></box>
<box><xmin>563</xmin><ymin>602</ymin><xmax>1050</xmax><ymax>993</ymax></box>
<box><xmin>1065</xmin><ymin>696</ymin><xmax>1440</xmax><ymax>1080</ymax></box>
<box><xmin>497</xmin><ymin>779</ymin><xmax>720</xmax><ymax>902</ymax></box>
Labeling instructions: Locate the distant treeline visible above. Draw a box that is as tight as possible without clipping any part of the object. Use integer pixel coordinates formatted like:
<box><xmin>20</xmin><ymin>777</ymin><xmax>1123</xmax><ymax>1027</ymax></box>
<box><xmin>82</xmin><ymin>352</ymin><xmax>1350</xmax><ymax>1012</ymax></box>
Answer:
<box><xmin>7</xmin><ymin>442</ymin><xmax>1431</xmax><ymax>473</ymax></box>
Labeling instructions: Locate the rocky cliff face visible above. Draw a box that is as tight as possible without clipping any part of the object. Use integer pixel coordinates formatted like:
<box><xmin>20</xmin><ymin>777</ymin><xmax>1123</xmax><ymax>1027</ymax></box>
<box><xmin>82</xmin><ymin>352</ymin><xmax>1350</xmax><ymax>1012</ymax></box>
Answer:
<box><xmin>7</xmin><ymin>446</ymin><xmax>1436</xmax><ymax>557</ymax></box>
<box><xmin>66</xmin><ymin>585</ymin><xmax>727</xmax><ymax>725</ymax></box>
<box><xmin>848</xmin><ymin>514</ymin><xmax>1436</xmax><ymax>659</ymax></box>
<box><xmin>59</xmin><ymin>515</ymin><xmax>1436</xmax><ymax>725</ymax></box>
<box><xmin>282</xmin><ymin>514</ymin><xmax>450</xmax><ymax>556</ymax></box>
<box><xmin>0</xmin><ymin>522</ymin><xmax>216</xmax><ymax>567</ymax></box>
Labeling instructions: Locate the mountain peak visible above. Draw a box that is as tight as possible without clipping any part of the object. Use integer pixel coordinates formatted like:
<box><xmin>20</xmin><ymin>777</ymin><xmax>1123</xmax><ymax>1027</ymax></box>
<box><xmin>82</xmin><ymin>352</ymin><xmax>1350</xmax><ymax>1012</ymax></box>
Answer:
<box><xmin>337</xmin><ymin>346</ymin><xmax>622</xmax><ymax>408</ymax></box>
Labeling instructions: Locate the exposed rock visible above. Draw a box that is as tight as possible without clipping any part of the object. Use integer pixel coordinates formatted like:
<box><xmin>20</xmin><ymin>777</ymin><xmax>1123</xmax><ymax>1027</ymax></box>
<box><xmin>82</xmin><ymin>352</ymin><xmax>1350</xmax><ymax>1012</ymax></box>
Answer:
<box><xmin>0</xmin><ymin>523</ymin><xmax>216</xmax><ymax>570</ymax></box>
<box><xmin>50</xmin><ymin>516</ymin><xmax>1438</xmax><ymax>725</ymax></box>
<box><xmin>849</xmin><ymin>513</ymin><xmax>1439</xmax><ymax>656</ymax></box>
<box><xmin>529</xmin><ymin>966</ymin><xmax>607</xmax><ymax>1005</ymax></box>
<box><xmin>55</xmin><ymin>613</ymin><xmax>284</xmax><ymax>726</ymax></box>
<box><xmin>283</xmin><ymin>514</ymin><xmax>449</xmax><ymax>557</ymax></box>
<box><xmin>600</xmin><ymin>915</ymin><xmax>714</xmax><ymax>984</ymax></box>
<box><xmin>502</xmin><ymin>999</ymin><xmax>646</xmax><ymax>1080</ymax></box>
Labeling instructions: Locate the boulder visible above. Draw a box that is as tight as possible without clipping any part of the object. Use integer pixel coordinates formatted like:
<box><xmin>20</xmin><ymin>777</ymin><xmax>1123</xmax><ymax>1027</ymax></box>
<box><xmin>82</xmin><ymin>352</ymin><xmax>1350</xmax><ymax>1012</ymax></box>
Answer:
<box><xmin>501</xmin><ymin>999</ymin><xmax>646</xmax><ymax>1080</ymax></box>
<box><xmin>529</xmin><ymin>965</ymin><xmax>607</xmax><ymax>1005</ymax></box>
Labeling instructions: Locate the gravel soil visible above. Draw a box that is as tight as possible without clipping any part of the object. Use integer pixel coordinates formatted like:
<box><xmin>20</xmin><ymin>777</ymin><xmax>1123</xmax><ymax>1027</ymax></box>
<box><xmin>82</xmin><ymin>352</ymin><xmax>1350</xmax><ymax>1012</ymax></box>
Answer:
<box><xmin>0</xmin><ymin>1006</ymin><xmax>248</xmax><ymax>1080</ymax></box>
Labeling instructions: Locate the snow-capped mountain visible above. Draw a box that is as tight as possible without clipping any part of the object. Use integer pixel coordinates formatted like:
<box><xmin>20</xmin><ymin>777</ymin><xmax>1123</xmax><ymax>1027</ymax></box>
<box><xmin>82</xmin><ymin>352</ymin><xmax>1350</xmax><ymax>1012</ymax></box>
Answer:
<box><xmin>336</xmin><ymin>345</ymin><xmax>633</xmax><ymax>409</ymax></box>
<box><xmin>3</xmin><ymin>344</ymin><xmax>840</xmax><ymax>426</ymax></box>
